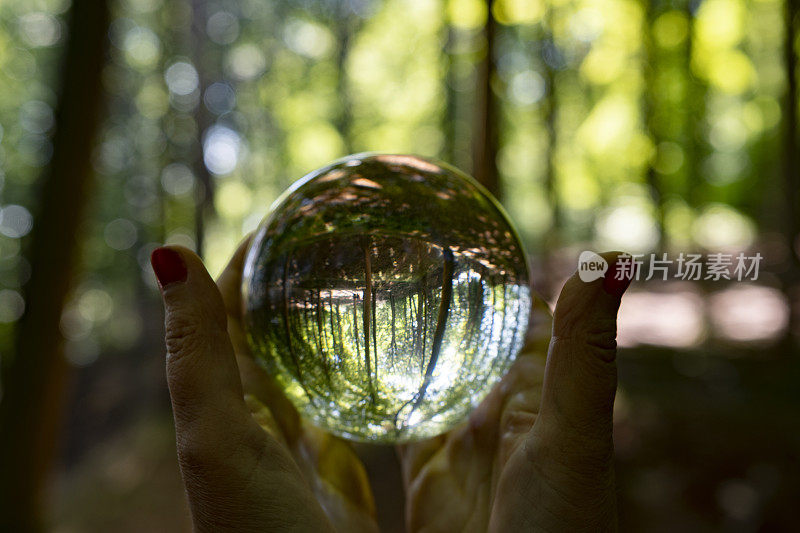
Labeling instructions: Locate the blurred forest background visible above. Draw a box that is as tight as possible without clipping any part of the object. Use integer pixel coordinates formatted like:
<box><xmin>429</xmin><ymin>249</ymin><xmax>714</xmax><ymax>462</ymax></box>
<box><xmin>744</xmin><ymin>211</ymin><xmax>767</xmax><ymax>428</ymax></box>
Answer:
<box><xmin>0</xmin><ymin>0</ymin><xmax>798</xmax><ymax>530</ymax></box>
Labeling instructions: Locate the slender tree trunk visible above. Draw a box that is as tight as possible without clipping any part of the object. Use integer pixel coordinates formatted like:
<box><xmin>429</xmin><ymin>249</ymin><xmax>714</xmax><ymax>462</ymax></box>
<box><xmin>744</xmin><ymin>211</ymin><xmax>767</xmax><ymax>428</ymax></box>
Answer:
<box><xmin>541</xmin><ymin>9</ymin><xmax>562</xmax><ymax>291</ymax></box>
<box><xmin>443</xmin><ymin>23</ymin><xmax>458</xmax><ymax>164</ymax></box>
<box><xmin>676</xmin><ymin>1</ymin><xmax>694</xmax><ymax>204</ymax></box>
<box><xmin>686</xmin><ymin>3</ymin><xmax>704</xmax><ymax>208</ymax></box>
<box><xmin>782</xmin><ymin>0</ymin><xmax>800</xmax><ymax>347</ymax></box>
<box><xmin>643</xmin><ymin>0</ymin><xmax>666</xmax><ymax>249</ymax></box>
<box><xmin>473</xmin><ymin>0</ymin><xmax>500</xmax><ymax>198</ymax></box>
<box><xmin>783</xmin><ymin>0</ymin><xmax>799</xmax><ymax>250</ymax></box>
<box><xmin>190</xmin><ymin>0</ymin><xmax>215</xmax><ymax>257</ymax></box>
<box><xmin>334</xmin><ymin>6</ymin><xmax>354</xmax><ymax>153</ymax></box>
<box><xmin>0</xmin><ymin>0</ymin><xmax>110</xmax><ymax>529</ymax></box>
<box><xmin>542</xmin><ymin>17</ymin><xmax>561</xmax><ymax>245</ymax></box>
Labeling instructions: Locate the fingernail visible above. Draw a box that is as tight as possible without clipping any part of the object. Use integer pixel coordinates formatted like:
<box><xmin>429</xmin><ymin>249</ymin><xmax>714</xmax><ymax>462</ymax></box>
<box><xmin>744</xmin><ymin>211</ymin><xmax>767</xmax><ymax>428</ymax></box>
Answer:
<box><xmin>151</xmin><ymin>247</ymin><xmax>187</xmax><ymax>288</ymax></box>
<box><xmin>602</xmin><ymin>256</ymin><xmax>635</xmax><ymax>298</ymax></box>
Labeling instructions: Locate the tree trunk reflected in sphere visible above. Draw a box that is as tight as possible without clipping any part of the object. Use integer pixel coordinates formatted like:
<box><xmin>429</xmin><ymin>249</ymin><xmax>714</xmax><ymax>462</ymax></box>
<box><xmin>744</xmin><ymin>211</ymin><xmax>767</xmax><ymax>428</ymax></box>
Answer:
<box><xmin>243</xmin><ymin>154</ymin><xmax>531</xmax><ymax>442</ymax></box>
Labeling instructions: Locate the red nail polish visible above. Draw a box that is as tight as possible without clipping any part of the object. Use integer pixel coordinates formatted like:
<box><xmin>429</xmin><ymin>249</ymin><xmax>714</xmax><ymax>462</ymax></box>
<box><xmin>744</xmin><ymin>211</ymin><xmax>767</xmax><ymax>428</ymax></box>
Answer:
<box><xmin>151</xmin><ymin>247</ymin><xmax>187</xmax><ymax>288</ymax></box>
<box><xmin>603</xmin><ymin>256</ymin><xmax>635</xmax><ymax>298</ymax></box>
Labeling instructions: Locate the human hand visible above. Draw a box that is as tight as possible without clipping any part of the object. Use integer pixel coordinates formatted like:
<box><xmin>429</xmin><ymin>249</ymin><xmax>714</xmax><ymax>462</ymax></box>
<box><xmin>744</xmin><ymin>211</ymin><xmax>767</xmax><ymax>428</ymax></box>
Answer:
<box><xmin>399</xmin><ymin>252</ymin><xmax>632</xmax><ymax>532</ymax></box>
<box><xmin>151</xmin><ymin>239</ymin><xmax>378</xmax><ymax>532</ymax></box>
<box><xmin>153</xmin><ymin>240</ymin><xmax>629</xmax><ymax>532</ymax></box>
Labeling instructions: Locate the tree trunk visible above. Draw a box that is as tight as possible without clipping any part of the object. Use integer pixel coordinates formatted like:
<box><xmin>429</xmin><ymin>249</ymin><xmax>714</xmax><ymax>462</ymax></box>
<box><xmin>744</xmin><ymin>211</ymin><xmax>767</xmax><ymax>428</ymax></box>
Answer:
<box><xmin>0</xmin><ymin>0</ymin><xmax>110</xmax><ymax>530</ymax></box>
<box><xmin>685</xmin><ymin>2</ymin><xmax>704</xmax><ymax>208</ymax></box>
<box><xmin>643</xmin><ymin>0</ymin><xmax>665</xmax><ymax>249</ymax></box>
<box><xmin>542</xmin><ymin>14</ymin><xmax>561</xmax><ymax>247</ymax></box>
<box><xmin>782</xmin><ymin>0</ymin><xmax>800</xmax><ymax>347</ymax></box>
<box><xmin>473</xmin><ymin>0</ymin><xmax>500</xmax><ymax>198</ymax></box>
<box><xmin>190</xmin><ymin>0</ymin><xmax>215</xmax><ymax>257</ymax></box>
<box><xmin>443</xmin><ymin>23</ymin><xmax>457</xmax><ymax>165</ymax></box>
<box><xmin>783</xmin><ymin>0</ymin><xmax>799</xmax><ymax>251</ymax></box>
<box><xmin>334</xmin><ymin>5</ymin><xmax>355</xmax><ymax>154</ymax></box>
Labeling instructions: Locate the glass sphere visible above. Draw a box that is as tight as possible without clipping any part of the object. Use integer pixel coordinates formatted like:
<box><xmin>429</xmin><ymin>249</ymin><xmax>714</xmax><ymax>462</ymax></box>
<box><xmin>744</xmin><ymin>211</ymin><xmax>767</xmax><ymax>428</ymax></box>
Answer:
<box><xmin>242</xmin><ymin>154</ymin><xmax>531</xmax><ymax>443</ymax></box>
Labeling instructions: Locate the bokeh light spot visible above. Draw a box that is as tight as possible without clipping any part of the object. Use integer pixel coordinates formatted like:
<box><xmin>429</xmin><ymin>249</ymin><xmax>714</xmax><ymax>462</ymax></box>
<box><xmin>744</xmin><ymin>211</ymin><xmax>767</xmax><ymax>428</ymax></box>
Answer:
<box><xmin>104</xmin><ymin>218</ymin><xmax>138</xmax><ymax>250</ymax></box>
<box><xmin>709</xmin><ymin>285</ymin><xmax>789</xmax><ymax>344</ymax></box>
<box><xmin>78</xmin><ymin>288</ymin><xmax>115</xmax><ymax>323</ymax></box>
<box><xmin>123</xmin><ymin>26</ymin><xmax>161</xmax><ymax>69</ymax></box>
<box><xmin>618</xmin><ymin>287</ymin><xmax>706</xmax><ymax>348</ymax></box>
<box><xmin>653</xmin><ymin>11</ymin><xmax>688</xmax><ymax>49</ymax></box>
<box><xmin>19</xmin><ymin>100</ymin><xmax>55</xmax><ymax>134</ymax></box>
<box><xmin>0</xmin><ymin>289</ymin><xmax>25</xmax><ymax>323</ymax></box>
<box><xmin>18</xmin><ymin>12</ymin><xmax>62</xmax><ymax>48</ymax></box>
<box><xmin>161</xmin><ymin>163</ymin><xmax>195</xmax><ymax>196</ymax></box>
<box><xmin>509</xmin><ymin>70</ymin><xmax>545</xmax><ymax>105</ymax></box>
<box><xmin>654</xmin><ymin>141</ymin><xmax>685</xmax><ymax>174</ymax></box>
<box><xmin>447</xmin><ymin>0</ymin><xmax>486</xmax><ymax>28</ymax></box>
<box><xmin>693</xmin><ymin>204</ymin><xmax>755</xmax><ymax>250</ymax></box>
<box><xmin>596</xmin><ymin>203</ymin><xmax>660</xmax><ymax>252</ymax></box>
<box><xmin>226</xmin><ymin>44</ymin><xmax>267</xmax><ymax>81</ymax></box>
<box><xmin>203</xmin><ymin>125</ymin><xmax>241</xmax><ymax>175</ymax></box>
<box><xmin>203</xmin><ymin>82</ymin><xmax>236</xmax><ymax>115</ymax></box>
<box><xmin>0</xmin><ymin>205</ymin><xmax>34</xmax><ymax>239</ymax></box>
<box><xmin>206</xmin><ymin>11</ymin><xmax>239</xmax><ymax>45</ymax></box>
<box><xmin>284</xmin><ymin>19</ymin><xmax>333</xmax><ymax>59</ymax></box>
<box><xmin>164</xmin><ymin>61</ymin><xmax>199</xmax><ymax>96</ymax></box>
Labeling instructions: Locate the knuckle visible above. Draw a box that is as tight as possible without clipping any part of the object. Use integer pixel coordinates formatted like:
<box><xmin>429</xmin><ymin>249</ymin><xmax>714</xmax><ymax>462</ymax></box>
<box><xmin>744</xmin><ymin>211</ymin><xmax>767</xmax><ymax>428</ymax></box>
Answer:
<box><xmin>164</xmin><ymin>309</ymin><xmax>206</xmax><ymax>361</ymax></box>
<box><xmin>500</xmin><ymin>409</ymin><xmax>537</xmax><ymax>437</ymax></box>
<box><xmin>551</xmin><ymin>322</ymin><xmax>618</xmax><ymax>363</ymax></box>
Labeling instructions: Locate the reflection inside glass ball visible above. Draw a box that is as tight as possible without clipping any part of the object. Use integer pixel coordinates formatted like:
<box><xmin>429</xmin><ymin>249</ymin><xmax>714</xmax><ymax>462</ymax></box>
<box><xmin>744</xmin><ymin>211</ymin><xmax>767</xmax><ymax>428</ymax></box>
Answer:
<box><xmin>243</xmin><ymin>154</ymin><xmax>531</xmax><ymax>442</ymax></box>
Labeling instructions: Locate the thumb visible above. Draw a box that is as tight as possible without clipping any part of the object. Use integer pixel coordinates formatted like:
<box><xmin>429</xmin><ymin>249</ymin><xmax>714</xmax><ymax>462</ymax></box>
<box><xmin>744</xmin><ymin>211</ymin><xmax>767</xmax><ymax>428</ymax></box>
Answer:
<box><xmin>488</xmin><ymin>252</ymin><xmax>631</xmax><ymax>532</ymax></box>
<box><xmin>152</xmin><ymin>246</ymin><xmax>336</xmax><ymax>532</ymax></box>
<box><xmin>532</xmin><ymin>251</ymin><xmax>632</xmax><ymax>455</ymax></box>
<box><xmin>151</xmin><ymin>246</ymin><xmax>253</xmax><ymax>457</ymax></box>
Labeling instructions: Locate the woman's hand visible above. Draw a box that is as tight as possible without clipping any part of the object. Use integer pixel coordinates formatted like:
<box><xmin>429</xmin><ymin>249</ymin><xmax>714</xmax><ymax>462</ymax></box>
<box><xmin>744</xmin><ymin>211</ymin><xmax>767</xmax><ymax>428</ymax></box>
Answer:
<box><xmin>399</xmin><ymin>252</ymin><xmax>631</xmax><ymax>532</ymax></box>
<box><xmin>151</xmin><ymin>239</ymin><xmax>378</xmax><ymax>532</ymax></box>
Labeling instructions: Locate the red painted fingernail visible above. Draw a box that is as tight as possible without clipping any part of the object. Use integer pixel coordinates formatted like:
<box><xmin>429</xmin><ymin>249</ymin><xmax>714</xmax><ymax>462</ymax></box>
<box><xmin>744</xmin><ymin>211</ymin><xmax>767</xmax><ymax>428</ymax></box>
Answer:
<box><xmin>603</xmin><ymin>256</ymin><xmax>635</xmax><ymax>298</ymax></box>
<box><xmin>151</xmin><ymin>247</ymin><xmax>187</xmax><ymax>288</ymax></box>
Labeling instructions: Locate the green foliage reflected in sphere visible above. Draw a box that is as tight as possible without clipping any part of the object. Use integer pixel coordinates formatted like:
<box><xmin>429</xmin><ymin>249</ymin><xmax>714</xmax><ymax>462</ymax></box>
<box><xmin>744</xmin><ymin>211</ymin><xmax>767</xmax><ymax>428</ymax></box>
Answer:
<box><xmin>243</xmin><ymin>154</ymin><xmax>531</xmax><ymax>443</ymax></box>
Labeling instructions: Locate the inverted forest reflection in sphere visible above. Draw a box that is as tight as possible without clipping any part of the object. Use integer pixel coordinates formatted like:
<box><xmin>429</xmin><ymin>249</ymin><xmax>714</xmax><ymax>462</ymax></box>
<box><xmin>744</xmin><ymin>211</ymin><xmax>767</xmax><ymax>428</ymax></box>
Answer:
<box><xmin>242</xmin><ymin>154</ymin><xmax>531</xmax><ymax>442</ymax></box>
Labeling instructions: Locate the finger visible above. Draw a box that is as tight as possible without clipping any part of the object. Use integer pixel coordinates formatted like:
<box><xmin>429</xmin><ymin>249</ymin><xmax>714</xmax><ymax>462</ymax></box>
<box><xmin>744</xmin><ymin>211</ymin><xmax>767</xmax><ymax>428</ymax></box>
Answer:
<box><xmin>299</xmin><ymin>426</ymin><xmax>377</xmax><ymax>519</ymax></box>
<box><xmin>532</xmin><ymin>251</ymin><xmax>632</xmax><ymax>454</ymax></box>
<box><xmin>396</xmin><ymin>434</ymin><xmax>447</xmax><ymax>488</ymax></box>
<box><xmin>518</xmin><ymin>293</ymin><xmax>553</xmax><ymax>358</ymax></box>
<box><xmin>489</xmin><ymin>253</ymin><xmax>630</xmax><ymax>532</ymax></box>
<box><xmin>216</xmin><ymin>235</ymin><xmax>253</xmax><ymax>358</ymax></box>
<box><xmin>458</xmin><ymin>294</ymin><xmax>550</xmax><ymax>460</ymax></box>
<box><xmin>219</xmin><ymin>234</ymin><xmax>303</xmax><ymax>438</ymax></box>
<box><xmin>152</xmin><ymin>246</ymin><xmax>337</xmax><ymax>532</ymax></box>
<box><xmin>398</xmin><ymin>294</ymin><xmax>552</xmax><ymax>489</ymax></box>
<box><xmin>238</xmin><ymin>353</ymin><xmax>302</xmax><ymax>440</ymax></box>
<box><xmin>245</xmin><ymin>393</ymin><xmax>288</xmax><ymax>446</ymax></box>
<box><xmin>151</xmin><ymin>245</ymin><xmax>252</xmax><ymax>441</ymax></box>
<box><xmin>216</xmin><ymin>234</ymin><xmax>253</xmax><ymax>322</ymax></box>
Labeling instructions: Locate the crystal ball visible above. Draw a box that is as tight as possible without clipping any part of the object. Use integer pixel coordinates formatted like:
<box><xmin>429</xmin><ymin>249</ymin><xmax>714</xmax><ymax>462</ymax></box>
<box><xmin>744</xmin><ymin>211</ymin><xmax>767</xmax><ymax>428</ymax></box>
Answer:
<box><xmin>242</xmin><ymin>154</ymin><xmax>531</xmax><ymax>443</ymax></box>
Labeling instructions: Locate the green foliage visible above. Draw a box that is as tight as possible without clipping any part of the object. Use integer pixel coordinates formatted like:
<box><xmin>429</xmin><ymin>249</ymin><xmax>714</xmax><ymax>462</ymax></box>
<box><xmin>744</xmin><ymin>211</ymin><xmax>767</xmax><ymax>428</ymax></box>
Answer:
<box><xmin>0</xmin><ymin>0</ymin><xmax>791</xmax><ymax>366</ymax></box>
